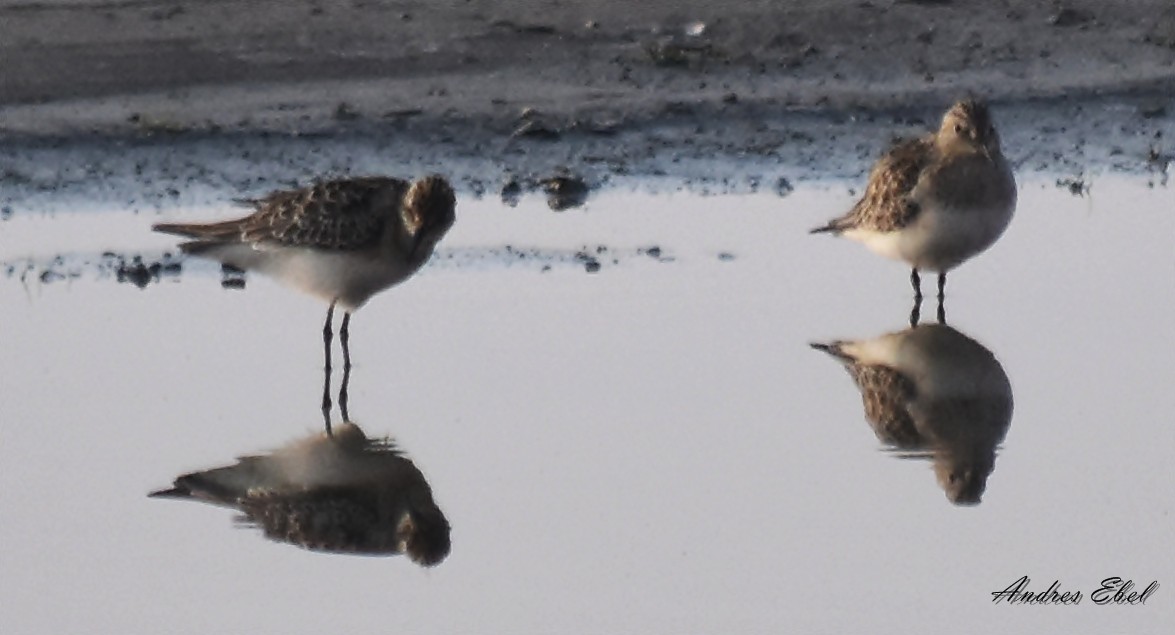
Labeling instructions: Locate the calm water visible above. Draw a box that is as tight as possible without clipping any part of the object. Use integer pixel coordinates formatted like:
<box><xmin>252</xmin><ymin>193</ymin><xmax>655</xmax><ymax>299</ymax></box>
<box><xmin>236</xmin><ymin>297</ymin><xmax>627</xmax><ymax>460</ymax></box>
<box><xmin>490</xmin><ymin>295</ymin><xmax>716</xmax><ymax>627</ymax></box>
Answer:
<box><xmin>1</xmin><ymin>175</ymin><xmax>1172</xmax><ymax>633</ymax></box>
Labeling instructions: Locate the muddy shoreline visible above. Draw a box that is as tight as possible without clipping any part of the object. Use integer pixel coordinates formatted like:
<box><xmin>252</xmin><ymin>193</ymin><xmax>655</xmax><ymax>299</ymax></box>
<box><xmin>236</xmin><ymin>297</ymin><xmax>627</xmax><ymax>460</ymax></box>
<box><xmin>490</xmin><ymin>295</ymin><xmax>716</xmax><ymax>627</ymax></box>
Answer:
<box><xmin>0</xmin><ymin>0</ymin><xmax>1172</xmax><ymax>206</ymax></box>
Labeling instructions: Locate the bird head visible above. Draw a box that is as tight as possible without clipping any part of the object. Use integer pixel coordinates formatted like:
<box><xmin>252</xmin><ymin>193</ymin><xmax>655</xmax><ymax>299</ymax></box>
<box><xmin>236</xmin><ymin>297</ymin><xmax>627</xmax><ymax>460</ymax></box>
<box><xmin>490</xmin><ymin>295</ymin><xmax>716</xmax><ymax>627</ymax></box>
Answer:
<box><xmin>397</xmin><ymin>508</ymin><xmax>452</xmax><ymax>567</ymax></box>
<box><xmin>403</xmin><ymin>175</ymin><xmax>457</xmax><ymax>260</ymax></box>
<box><xmin>939</xmin><ymin>99</ymin><xmax>1002</xmax><ymax>161</ymax></box>
<box><xmin>935</xmin><ymin>454</ymin><xmax>994</xmax><ymax>506</ymax></box>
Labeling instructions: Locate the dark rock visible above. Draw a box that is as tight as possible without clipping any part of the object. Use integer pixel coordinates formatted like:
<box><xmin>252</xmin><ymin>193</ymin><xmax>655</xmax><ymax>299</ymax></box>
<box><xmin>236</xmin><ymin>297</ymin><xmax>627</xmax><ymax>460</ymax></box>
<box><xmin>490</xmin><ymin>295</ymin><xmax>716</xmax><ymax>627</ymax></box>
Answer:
<box><xmin>542</xmin><ymin>174</ymin><xmax>590</xmax><ymax>210</ymax></box>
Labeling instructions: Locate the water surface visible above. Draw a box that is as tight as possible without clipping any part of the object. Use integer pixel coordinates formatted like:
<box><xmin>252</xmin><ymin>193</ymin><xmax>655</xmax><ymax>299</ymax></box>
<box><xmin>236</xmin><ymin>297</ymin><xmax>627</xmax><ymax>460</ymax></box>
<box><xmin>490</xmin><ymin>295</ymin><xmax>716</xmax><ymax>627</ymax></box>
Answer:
<box><xmin>1</xmin><ymin>177</ymin><xmax>1172</xmax><ymax>633</ymax></box>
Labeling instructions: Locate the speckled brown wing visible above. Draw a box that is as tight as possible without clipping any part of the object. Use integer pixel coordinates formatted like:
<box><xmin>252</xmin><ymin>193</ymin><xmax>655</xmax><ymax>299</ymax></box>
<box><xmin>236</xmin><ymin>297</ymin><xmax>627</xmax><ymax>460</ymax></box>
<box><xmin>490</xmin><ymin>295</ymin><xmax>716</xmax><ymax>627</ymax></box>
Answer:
<box><xmin>238</xmin><ymin>177</ymin><xmax>409</xmax><ymax>251</ymax></box>
<box><xmin>823</xmin><ymin>136</ymin><xmax>933</xmax><ymax>233</ymax></box>
<box><xmin>846</xmin><ymin>364</ymin><xmax>922</xmax><ymax>448</ymax></box>
<box><xmin>239</xmin><ymin>486</ymin><xmax>397</xmax><ymax>555</ymax></box>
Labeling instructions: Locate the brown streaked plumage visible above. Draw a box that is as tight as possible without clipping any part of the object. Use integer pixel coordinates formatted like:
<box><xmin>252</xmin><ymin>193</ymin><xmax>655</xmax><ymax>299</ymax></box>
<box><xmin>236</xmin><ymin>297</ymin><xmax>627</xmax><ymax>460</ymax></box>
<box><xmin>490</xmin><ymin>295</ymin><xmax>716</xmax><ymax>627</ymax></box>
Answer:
<box><xmin>811</xmin><ymin>99</ymin><xmax>1017</xmax><ymax>315</ymax></box>
<box><xmin>811</xmin><ymin>324</ymin><xmax>1013</xmax><ymax>505</ymax></box>
<box><xmin>153</xmin><ymin>175</ymin><xmax>457</xmax><ymax>426</ymax></box>
<box><xmin>154</xmin><ymin>175</ymin><xmax>456</xmax><ymax>306</ymax></box>
<box><xmin>816</xmin><ymin>136</ymin><xmax>933</xmax><ymax>235</ymax></box>
<box><xmin>150</xmin><ymin>422</ymin><xmax>451</xmax><ymax>566</ymax></box>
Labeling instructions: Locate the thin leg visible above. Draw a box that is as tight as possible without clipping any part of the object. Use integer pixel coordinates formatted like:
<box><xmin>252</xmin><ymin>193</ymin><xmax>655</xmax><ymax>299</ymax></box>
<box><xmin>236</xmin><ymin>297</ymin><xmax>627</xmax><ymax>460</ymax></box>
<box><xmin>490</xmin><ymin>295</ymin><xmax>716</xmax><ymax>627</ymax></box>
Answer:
<box><xmin>322</xmin><ymin>302</ymin><xmax>336</xmax><ymax>437</ymax></box>
<box><xmin>936</xmin><ymin>273</ymin><xmax>947</xmax><ymax>324</ymax></box>
<box><xmin>909</xmin><ymin>268</ymin><xmax>923</xmax><ymax>327</ymax></box>
<box><xmin>339</xmin><ymin>312</ymin><xmax>352</xmax><ymax>423</ymax></box>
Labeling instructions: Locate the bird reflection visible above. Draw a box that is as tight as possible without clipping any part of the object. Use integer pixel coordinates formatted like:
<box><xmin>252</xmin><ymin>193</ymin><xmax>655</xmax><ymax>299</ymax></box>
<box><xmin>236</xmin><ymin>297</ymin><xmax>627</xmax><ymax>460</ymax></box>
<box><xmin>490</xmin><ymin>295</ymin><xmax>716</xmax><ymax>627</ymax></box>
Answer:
<box><xmin>811</xmin><ymin>324</ymin><xmax>1013</xmax><ymax>505</ymax></box>
<box><xmin>150</xmin><ymin>421</ymin><xmax>450</xmax><ymax>565</ymax></box>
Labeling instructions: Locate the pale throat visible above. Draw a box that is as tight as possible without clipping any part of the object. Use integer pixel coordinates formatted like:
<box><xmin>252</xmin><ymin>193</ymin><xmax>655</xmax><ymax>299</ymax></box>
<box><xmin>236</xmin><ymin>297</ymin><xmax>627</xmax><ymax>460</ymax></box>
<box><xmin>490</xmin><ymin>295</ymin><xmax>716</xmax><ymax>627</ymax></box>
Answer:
<box><xmin>935</xmin><ymin>134</ymin><xmax>986</xmax><ymax>158</ymax></box>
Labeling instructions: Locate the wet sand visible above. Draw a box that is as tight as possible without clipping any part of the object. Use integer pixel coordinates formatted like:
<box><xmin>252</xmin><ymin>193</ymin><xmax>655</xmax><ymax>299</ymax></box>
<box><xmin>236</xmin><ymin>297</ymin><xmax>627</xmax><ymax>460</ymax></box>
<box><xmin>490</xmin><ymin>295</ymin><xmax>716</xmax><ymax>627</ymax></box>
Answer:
<box><xmin>0</xmin><ymin>0</ymin><xmax>1172</xmax><ymax>201</ymax></box>
<box><xmin>3</xmin><ymin>0</ymin><xmax>1174</xmax><ymax>131</ymax></box>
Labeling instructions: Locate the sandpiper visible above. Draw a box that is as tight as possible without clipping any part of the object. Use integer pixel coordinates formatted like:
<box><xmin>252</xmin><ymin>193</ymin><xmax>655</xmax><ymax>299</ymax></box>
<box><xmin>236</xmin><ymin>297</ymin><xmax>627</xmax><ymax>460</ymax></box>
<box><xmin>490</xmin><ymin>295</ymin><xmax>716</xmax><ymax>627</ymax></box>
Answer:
<box><xmin>150</xmin><ymin>421</ymin><xmax>451</xmax><ymax>565</ymax></box>
<box><xmin>811</xmin><ymin>324</ymin><xmax>1013</xmax><ymax>505</ymax></box>
<box><xmin>811</xmin><ymin>99</ymin><xmax>1017</xmax><ymax>321</ymax></box>
<box><xmin>154</xmin><ymin>175</ymin><xmax>456</xmax><ymax>425</ymax></box>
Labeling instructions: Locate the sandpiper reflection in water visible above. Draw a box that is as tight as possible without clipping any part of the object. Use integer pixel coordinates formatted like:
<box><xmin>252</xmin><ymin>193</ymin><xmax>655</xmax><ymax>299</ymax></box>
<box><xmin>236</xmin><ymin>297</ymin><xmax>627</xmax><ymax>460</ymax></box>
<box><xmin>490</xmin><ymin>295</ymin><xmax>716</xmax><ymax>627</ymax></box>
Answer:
<box><xmin>811</xmin><ymin>324</ymin><xmax>1013</xmax><ymax>505</ymax></box>
<box><xmin>811</xmin><ymin>99</ymin><xmax>1017</xmax><ymax>323</ymax></box>
<box><xmin>150</xmin><ymin>422</ymin><xmax>451</xmax><ymax>565</ymax></box>
<box><xmin>153</xmin><ymin>176</ymin><xmax>457</xmax><ymax>428</ymax></box>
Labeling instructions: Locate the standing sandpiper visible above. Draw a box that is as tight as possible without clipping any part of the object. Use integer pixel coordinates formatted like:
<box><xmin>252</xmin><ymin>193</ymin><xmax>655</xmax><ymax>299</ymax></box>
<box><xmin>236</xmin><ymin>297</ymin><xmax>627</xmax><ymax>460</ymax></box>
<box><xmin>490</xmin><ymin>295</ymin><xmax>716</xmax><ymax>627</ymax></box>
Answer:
<box><xmin>150</xmin><ymin>421</ymin><xmax>451</xmax><ymax>565</ymax></box>
<box><xmin>154</xmin><ymin>176</ymin><xmax>456</xmax><ymax>426</ymax></box>
<box><xmin>811</xmin><ymin>99</ymin><xmax>1017</xmax><ymax>323</ymax></box>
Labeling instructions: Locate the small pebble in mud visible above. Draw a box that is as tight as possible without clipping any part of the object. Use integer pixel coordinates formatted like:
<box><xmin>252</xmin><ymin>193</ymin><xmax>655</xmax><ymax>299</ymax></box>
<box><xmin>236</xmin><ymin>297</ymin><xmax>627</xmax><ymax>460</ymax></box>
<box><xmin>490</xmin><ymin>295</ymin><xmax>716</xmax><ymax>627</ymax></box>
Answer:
<box><xmin>1049</xmin><ymin>7</ymin><xmax>1093</xmax><ymax>28</ymax></box>
<box><xmin>333</xmin><ymin>102</ymin><xmax>360</xmax><ymax>121</ymax></box>
<box><xmin>774</xmin><ymin>177</ymin><xmax>794</xmax><ymax>197</ymax></box>
<box><xmin>645</xmin><ymin>246</ymin><xmax>662</xmax><ymax>259</ymax></box>
<box><xmin>512</xmin><ymin>119</ymin><xmax>561</xmax><ymax>140</ymax></box>
<box><xmin>1140</xmin><ymin>103</ymin><xmax>1167</xmax><ymax>119</ymax></box>
<box><xmin>542</xmin><ymin>175</ymin><xmax>590</xmax><ymax>211</ymax></box>
<box><xmin>466</xmin><ymin>179</ymin><xmax>487</xmax><ymax>198</ymax></box>
<box><xmin>116</xmin><ymin>262</ymin><xmax>153</xmax><ymax>289</ymax></box>
<box><xmin>717</xmin><ymin>252</ymin><xmax>736</xmax><ymax>262</ymax></box>
<box><xmin>500</xmin><ymin>179</ymin><xmax>522</xmax><ymax>207</ymax></box>
<box><xmin>584</xmin><ymin>260</ymin><xmax>601</xmax><ymax>273</ymax></box>
<box><xmin>0</xmin><ymin>205</ymin><xmax>12</xmax><ymax>220</ymax></box>
<box><xmin>1056</xmin><ymin>177</ymin><xmax>1090</xmax><ymax>197</ymax></box>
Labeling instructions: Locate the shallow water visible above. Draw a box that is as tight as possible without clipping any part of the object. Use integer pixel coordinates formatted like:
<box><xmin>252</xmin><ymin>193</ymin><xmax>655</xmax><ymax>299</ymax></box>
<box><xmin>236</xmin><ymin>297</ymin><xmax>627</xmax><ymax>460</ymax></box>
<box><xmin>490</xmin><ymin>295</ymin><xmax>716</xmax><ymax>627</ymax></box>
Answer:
<box><xmin>1</xmin><ymin>175</ymin><xmax>1172</xmax><ymax>633</ymax></box>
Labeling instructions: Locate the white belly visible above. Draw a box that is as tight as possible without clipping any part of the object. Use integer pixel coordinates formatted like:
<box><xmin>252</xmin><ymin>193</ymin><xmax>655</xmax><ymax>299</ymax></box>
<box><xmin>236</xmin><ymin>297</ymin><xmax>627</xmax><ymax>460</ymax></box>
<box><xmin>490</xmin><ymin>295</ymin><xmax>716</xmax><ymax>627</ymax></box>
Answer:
<box><xmin>195</xmin><ymin>244</ymin><xmax>418</xmax><ymax>311</ymax></box>
<box><xmin>846</xmin><ymin>201</ymin><xmax>1014</xmax><ymax>272</ymax></box>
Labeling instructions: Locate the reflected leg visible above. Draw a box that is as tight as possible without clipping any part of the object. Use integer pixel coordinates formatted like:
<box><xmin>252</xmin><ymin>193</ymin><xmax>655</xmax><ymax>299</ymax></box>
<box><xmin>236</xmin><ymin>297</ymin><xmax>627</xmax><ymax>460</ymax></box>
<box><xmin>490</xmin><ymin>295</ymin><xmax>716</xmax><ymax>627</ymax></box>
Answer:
<box><xmin>339</xmin><ymin>312</ymin><xmax>352</xmax><ymax>423</ymax></box>
<box><xmin>322</xmin><ymin>302</ymin><xmax>336</xmax><ymax>437</ymax></box>
<box><xmin>936</xmin><ymin>273</ymin><xmax>947</xmax><ymax>324</ymax></box>
<box><xmin>909</xmin><ymin>268</ymin><xmax>923</xmax><ymax>327</ymax></box>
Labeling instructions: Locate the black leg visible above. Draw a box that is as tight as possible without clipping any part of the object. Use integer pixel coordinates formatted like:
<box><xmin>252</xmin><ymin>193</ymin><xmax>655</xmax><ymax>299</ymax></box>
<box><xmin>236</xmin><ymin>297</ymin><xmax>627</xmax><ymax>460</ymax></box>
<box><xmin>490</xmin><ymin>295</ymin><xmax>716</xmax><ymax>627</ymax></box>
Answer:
<box><xmin>339</xmin><ymin>312</ymin><xmax>352</xmax><ymax>423</ymax></box>
<box><xmin>322</xmin><ymin>302</ymin><xmax>336</xmax><ymax>437</ymax></box>
<box><xmin>909</xmin><ymin>268</ymin><xmax>923</xmax><ymax>327</ymax></box>
<box><xmin>936</xmin><ymin>273</ymin><xmax>947</xmax><ymax>324</ymax></box>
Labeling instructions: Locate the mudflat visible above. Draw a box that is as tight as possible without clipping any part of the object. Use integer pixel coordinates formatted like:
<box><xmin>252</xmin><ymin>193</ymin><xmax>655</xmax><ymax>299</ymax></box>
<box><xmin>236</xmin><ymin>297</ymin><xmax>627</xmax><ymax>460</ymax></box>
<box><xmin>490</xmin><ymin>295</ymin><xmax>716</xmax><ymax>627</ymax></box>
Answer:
<box><xmin>2</xmin><ymin>0</ymin><xmax>1172</xmax><ymax>135</ymax></box>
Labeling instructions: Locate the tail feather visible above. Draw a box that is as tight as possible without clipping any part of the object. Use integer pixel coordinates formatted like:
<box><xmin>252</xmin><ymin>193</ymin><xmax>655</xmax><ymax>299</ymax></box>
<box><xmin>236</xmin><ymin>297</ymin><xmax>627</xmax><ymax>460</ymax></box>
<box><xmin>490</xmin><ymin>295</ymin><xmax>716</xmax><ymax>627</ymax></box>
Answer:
<box><xmin>148</xmin><ymin>474</ymin><xmax>240</xmax><ymax>506</ymax></box>
<box><xmin>152</xmin><ymin>220</ymin><xmax>243</xmax><ymax>241</ymax></box>
<box><xmin>174</xmin><ymin>240</ymin><xmax>229</xmax><ymax>257</ymax></box>
<box><xmin>149</xmin><ymin>457</ymin><xmax>269</xmax><ymax>506</ymax></box>
<box><xmin>809</xmin><ymin>341</ymin><xmax>853</xmax><ymax>361</ymax></box>
<box><xmin>148</xmin><ymin>486</ymin><xmax>189</xmax><ymax>499</ymax></box>
<box><xmin>810</xmin><ymin>206</ymin><xmax>861</xmax><ymax>234</ymax></box>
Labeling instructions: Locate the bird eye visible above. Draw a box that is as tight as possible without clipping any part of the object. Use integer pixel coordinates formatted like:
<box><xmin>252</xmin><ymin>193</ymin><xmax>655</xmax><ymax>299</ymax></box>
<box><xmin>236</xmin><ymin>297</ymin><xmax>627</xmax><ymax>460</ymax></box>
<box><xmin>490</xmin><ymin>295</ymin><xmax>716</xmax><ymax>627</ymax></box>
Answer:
<box><xmin>953</xmin><ymin>124</ymin><xmax>963</xmax><ymax>134</ymax></box>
